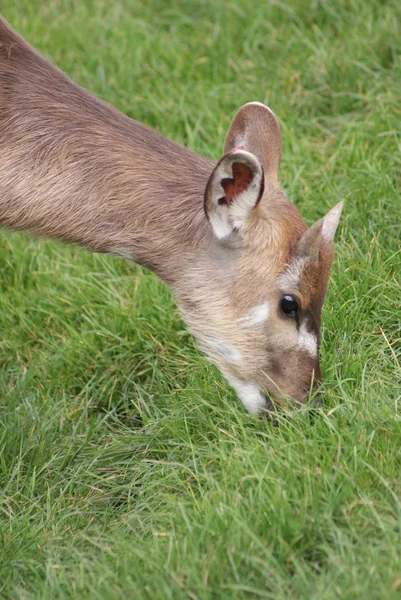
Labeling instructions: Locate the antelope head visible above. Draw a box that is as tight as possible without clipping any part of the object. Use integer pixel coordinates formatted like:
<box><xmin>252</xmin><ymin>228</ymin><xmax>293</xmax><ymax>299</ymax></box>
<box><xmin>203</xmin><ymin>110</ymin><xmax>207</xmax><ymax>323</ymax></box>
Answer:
<box><xmin>179</xmin><ymin>102</ymin><xmax>342</xmax><ymax>414</ymax></box>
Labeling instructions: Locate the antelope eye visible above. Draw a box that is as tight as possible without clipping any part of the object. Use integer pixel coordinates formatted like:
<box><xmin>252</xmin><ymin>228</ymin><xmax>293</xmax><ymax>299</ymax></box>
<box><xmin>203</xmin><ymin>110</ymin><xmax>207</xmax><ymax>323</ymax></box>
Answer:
<box><xmin>280</xmin><ymin>294</ymin><xmax>299</xmax><ymax>318</ymax></box>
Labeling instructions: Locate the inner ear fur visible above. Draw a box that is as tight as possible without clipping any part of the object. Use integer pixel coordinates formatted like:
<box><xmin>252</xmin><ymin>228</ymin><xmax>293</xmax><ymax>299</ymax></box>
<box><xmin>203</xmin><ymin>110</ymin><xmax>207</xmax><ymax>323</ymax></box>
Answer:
<box><xmin>220</xmin><ymin>161</ymin><xmax>259</xmax><ymax>206</ymax></box>
<box><xmin>204</xmin><ymin>149</ymin><xmax>264</xmax><ymax>240</ymax></box>
<box><xmin>224</xmin><ymin>102</ymin><xmax>282</xmax><ymax>183</ymax></box>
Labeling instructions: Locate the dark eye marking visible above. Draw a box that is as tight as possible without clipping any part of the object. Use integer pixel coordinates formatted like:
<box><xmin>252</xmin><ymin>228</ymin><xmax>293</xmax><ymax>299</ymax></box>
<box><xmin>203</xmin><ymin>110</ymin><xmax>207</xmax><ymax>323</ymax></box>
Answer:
<box><xmin>280</xmin><ymin>294</ymin><xmax>299</xmax><ymax>319</ymax></box>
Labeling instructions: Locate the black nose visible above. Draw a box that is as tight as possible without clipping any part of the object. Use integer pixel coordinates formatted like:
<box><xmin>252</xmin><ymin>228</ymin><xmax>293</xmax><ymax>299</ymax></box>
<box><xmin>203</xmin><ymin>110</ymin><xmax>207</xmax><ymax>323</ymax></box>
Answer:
<box><xmin>263</xmin><ymin>394</ymin><xmax>278</xmax><ymax>413</ymax></box>
<box><xmin>260</xmin><ymin>394</ymin><xmax>279</xmax><ymax>420</ymax></box>
<box><xmin>262</xmin><ymin>392</ymin><xmax>323</xmax><ymax>419</ymax></box>
<box><xmin>310</xmin><ymin>393</ymin><xmax>323</xmax><ymax>408</ymax></box>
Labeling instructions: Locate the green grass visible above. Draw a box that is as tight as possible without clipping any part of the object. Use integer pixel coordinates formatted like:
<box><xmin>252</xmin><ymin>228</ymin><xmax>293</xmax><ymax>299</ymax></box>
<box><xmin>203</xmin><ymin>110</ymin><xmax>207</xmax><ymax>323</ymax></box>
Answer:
<box><xmin>1</xmin><ymin>0</ymin><xmax>401</xmax><ymax>597</ymax></box>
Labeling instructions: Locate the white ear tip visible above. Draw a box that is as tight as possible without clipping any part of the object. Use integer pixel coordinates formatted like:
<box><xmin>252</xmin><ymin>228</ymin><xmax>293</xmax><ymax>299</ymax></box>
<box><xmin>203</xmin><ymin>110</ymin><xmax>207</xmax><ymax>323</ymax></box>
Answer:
<box><xmin>243</xmin><ymin>102</ymin><xmax>277</xmax><ymax>119</ymax></box>
<box><xmin>322</xmin><ymin>201</ymin><xmax>344</xmax><ymax>241</ymax></box>
<box><xmin>244</xmin><ymin>101</ymin><xmax>268</xmax><ymax>108</ymax></box>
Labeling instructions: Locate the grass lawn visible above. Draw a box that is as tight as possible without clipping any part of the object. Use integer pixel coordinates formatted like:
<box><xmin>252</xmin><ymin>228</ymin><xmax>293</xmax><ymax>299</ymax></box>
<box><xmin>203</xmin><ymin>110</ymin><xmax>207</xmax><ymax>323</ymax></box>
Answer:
<box><xmin>1</xmin><ymin>0</ymin><xmax>401</xmax><ymax>597</ymax></box>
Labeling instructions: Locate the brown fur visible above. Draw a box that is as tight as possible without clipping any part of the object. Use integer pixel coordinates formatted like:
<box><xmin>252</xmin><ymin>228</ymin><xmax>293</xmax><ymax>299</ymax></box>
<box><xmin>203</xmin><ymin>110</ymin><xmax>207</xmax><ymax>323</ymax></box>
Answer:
<box><xmin>0</xmin><ymin>16</ymin><xmax>212</xmax><ymax>283</ymax></box>
<box><xmin>0</xmin><ymin>16</ymin><xmax>342</xmax><ymax>412</ymax></box>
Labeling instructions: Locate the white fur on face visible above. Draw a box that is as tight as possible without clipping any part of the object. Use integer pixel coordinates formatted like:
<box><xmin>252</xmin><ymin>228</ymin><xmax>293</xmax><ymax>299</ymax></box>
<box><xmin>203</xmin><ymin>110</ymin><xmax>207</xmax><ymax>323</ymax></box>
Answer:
<box><xmin>238</xmin><ymin>301</ymin><xmax>270</xmax><ymax>327</ymax></box>
<box><xmin>200</xmin><ymin>335</ymin><xmax>241</xmax><ymax>365</ymax></box>
<box><xmin>279</xmin><ymin>257</ymin><xmax>306</xmax><ymax>290</ymax></box>
<box><xmin>225</xmin><ymin>375</ymin><xmax>267</xmax><ymax>414</ymax></box>
<box><xmin>298</xmin><ymin>321</ymin><xmax>318</xmax><ymax>357</ymax></box>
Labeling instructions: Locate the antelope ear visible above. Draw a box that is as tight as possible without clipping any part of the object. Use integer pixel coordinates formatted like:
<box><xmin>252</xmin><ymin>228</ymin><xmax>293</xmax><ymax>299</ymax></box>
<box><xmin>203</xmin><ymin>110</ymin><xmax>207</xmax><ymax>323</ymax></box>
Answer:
<box><xmin>295</xmin><ymin>202</ymin><xmax>344</xmax><ymax>261</ymax></box>
<box><xmin>204</xmin><ymin>149</ymin><xmax>264</xmax><ymax>240</ymax></box>
<box><xmin>224</xmin><ymin>102</ymin><xmax>282</xmax><ymax>183</ymax></box>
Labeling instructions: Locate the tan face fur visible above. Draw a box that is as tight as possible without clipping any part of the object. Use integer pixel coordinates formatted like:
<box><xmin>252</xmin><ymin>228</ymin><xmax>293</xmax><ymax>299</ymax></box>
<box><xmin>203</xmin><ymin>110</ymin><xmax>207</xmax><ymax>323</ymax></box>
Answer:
<box><xmin>180</xmin><ymin>103</ymin><xmax>343</xmax><ymax>414</ymax></box>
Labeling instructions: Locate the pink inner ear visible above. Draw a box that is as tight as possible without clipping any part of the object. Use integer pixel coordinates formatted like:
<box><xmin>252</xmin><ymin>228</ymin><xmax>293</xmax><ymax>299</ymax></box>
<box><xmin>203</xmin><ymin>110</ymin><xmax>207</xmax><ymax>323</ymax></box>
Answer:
<box><xmin>232</xmin><ymin>145</ymin><xmax>244</xmax><ymax>151</ymax></box>
<box><xmin>222</xmin><ymin>162</ymin><xmax>253</xmax><ymax>205</ymax></box>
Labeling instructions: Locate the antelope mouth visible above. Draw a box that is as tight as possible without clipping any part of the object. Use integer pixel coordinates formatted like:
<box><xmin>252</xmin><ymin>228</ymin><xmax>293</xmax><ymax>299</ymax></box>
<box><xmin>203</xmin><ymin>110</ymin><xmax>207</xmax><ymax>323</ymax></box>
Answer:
<box><xmin>262</xmin><ymin>393</ymin><xmax>279</xmax><ymax>414</ymax></box>
<box><xmin>309</xmin><ymin>393</ymin><xmax>323</xmax><ymax>408</ymax></box>
<box><xmin>261</xmin><ymin>391</ymin><xmax>323</xmax><ymax>417</ymax></box>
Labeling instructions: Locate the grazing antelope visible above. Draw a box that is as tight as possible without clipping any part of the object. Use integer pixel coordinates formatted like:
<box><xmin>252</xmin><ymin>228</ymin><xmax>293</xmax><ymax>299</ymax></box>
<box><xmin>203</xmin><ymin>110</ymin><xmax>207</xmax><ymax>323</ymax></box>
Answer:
<box><xmin>0</xmin><ymin>16</ymin><xmax>343</xmax><ymax>414</ymax></box>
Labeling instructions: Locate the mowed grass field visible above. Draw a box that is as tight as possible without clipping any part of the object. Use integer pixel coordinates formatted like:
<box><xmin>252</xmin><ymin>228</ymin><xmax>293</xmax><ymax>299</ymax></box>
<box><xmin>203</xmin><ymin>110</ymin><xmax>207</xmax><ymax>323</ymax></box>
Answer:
<box><xmin>1</xmin><ymin>0</ymin><xmax>401</xmax><ymax>598</ymax></box>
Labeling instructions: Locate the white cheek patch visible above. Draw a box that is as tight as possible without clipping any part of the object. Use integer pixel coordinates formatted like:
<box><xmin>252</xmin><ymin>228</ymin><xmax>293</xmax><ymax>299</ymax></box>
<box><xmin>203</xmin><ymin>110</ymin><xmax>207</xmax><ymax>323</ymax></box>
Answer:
<box><xmin>298</xmin><ymin>321</ymin><xmax>318</xmax><ymax>357</ymax></box>
<box><xmin>201</xmin><ymin>336</ymin><xmax>241</xmax><ymax>365</ymax></box>
<box><xmin>238</xmin><ymin>301</ymin><xmax>270</xmax><ymax>327</ymax></box>
<box><xmin>225</xmin><ymin>375</ymin><xmax>266</xmax><ymax>414</ymax></box>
